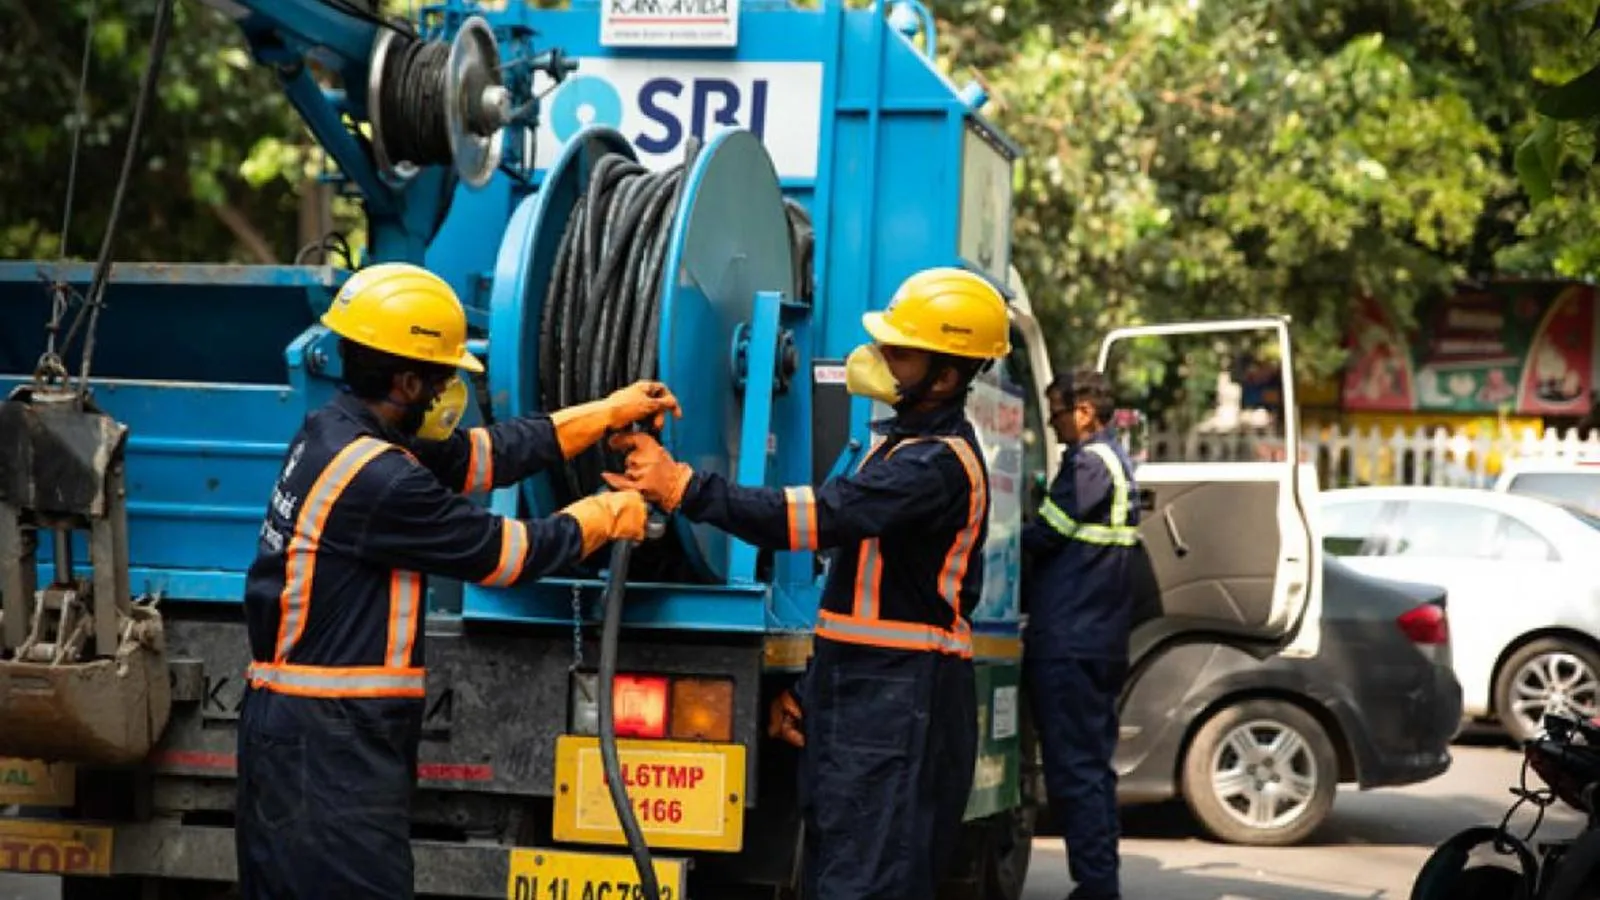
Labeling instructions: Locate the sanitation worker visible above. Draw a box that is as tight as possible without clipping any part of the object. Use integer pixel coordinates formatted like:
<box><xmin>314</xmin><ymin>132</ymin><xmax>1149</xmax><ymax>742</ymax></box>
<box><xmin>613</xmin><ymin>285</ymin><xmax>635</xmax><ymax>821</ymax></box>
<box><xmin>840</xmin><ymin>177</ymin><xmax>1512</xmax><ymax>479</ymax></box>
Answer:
<box><xmin>235</xmin><ymin>262</ymin><xmax>677</xmax><ymax>900</ymax></box>
<box><xmin>605</xmin><ymin>266</ymin><xmax>1010</xmax><ymax>900</ymax></box>
<box><xmin>1023</xmin><ymin>367</ymin><xmax>1140</xmax><ymax>900</ymax></box>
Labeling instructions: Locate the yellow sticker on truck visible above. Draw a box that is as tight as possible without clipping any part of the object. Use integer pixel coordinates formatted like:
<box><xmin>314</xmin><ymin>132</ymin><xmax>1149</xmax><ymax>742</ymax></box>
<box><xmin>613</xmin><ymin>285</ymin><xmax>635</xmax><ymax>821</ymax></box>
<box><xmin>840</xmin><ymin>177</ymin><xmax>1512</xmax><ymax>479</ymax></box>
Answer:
<box><xmin>0</xmin><ymin>758</ymin><xmax>75</xmax><ymax>806</ymax></box>
<box><xmin>507</xmin><ymin>847</ymin><xmax>687</xmax><ymax>900</ymax></box>
<box><xmin>0</xmin><ymin>819</ymin><xmax>112</xmax><ymax>875</ymax></box>
<box><xmin>552</xmin><ymin>736</ymin><xmax>746</xmax><ymax>853</ymax></box>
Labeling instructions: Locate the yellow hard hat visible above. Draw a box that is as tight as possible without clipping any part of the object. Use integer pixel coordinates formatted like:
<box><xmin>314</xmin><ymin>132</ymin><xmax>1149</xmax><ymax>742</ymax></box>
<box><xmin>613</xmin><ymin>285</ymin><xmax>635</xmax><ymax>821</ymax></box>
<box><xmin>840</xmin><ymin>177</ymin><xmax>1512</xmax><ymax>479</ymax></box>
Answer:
<box><xmin>862</xmin><ymin>267</ymin><xmax>1011</xmax><ymax>360</ymax></box>
<box><xmin>321</xmin><ymin>263</ymin><xmax>483</xmax><ymax>374</ymax></box>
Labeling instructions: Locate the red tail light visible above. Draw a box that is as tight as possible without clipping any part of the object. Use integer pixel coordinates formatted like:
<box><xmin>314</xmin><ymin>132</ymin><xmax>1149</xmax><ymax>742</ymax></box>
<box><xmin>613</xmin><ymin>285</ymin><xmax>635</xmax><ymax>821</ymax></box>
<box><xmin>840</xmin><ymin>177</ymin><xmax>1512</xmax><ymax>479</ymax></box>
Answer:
<box><xmin>612</xmin><ymin>674</ymin><xmax>670</xmax><ymax>739</ymax></box>
<box><xmin>1397</xmin><ymin>604</ymin><xmax>1449</xmax><ymax>645</ymax></box>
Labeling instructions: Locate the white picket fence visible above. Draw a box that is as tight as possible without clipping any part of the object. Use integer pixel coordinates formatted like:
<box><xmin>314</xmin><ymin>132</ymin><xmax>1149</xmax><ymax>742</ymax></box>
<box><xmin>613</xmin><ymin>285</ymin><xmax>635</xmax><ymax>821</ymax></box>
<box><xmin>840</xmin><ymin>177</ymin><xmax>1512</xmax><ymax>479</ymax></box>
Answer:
<box><xmin>1139</xmin><ymin>425</ymin><xmax>1600</xmax><ymax>489</ymax></box>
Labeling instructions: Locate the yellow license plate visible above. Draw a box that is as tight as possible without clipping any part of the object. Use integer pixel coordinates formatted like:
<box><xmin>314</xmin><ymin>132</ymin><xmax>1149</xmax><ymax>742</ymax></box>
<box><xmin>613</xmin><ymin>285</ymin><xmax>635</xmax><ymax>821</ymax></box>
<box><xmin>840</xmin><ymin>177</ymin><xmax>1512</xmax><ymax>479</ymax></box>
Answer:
<box><xmin>507</xmin><ymin>847</ymin><xmax>686</xmax><ymax>900</ymax></box>
<box><xmin>552</xmin><ymin>736</ymin><xmax>746</xmax><ymax>853</ymax></box>
<box><xmin>0</xmin><ymin>758</ymin><xmax>75</xmax><ymax>806</ymax></box>
<box><xmin>0</xmin><ymin>819</ymin><xmax>112</xmax><ymax>875</ymax></box>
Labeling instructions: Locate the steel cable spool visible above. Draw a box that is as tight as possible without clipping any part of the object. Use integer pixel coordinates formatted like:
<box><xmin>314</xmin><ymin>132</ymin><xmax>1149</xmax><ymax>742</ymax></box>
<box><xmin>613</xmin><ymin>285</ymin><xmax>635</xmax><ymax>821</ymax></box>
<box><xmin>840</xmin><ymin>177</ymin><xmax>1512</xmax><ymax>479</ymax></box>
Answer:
<box><xmin>368</xmin><ymin>15</ymin><xmax>509</xmax><ymax>188</ymax></box>
<box><xmin>492</xmin><ymin>125</ymin><xmax>798</xmax><ymax>582</ymax></box>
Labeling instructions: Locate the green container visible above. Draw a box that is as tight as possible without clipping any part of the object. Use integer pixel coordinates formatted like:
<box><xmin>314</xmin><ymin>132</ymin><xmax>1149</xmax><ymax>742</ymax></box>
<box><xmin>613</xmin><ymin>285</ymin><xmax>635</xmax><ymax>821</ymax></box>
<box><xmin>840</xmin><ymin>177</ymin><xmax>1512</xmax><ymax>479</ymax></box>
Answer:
<box><xmin>963</xmin><ymin>661</ymin><xmax>1021</xmax><ymax>821</ymax></box>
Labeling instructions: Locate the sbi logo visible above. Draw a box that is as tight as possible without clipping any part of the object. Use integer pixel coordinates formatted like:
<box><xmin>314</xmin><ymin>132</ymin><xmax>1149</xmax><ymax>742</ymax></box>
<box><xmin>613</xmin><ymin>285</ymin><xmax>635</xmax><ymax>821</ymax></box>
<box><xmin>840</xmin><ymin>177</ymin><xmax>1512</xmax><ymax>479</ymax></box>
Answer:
<box><xmin>548</xmin><ymin>75</ymin><xmax>626</xmax><ymax>142</ymax></box>
<box><xmin>547</xmin><ymin>72</ymin><xmax>771</xmax><ymax>156</ymax></box>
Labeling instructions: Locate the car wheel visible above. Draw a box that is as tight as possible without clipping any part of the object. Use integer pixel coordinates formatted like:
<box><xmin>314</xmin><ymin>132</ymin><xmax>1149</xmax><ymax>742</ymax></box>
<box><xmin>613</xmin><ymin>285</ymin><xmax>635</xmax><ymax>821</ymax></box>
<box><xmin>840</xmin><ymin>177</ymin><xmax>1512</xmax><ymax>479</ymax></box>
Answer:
<box><xmin>1179</xmin><ymin>698</ymin><xmax>1338</xmax><ymax>847</ymax></box>
<box><xmin>1494</xmin><ymin>637</ymin><xmax>1600</xmax><ymax>743</ymax></box>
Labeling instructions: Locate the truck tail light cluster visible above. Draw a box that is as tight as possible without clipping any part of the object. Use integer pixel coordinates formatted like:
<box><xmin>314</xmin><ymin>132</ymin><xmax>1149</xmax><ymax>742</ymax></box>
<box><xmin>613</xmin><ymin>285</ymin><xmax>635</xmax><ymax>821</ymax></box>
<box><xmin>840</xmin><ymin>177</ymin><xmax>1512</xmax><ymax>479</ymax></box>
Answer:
<box><xmin>569</xmin><ymin>672</ymin><xmax>734</xmax><ymax>743</ymax></box>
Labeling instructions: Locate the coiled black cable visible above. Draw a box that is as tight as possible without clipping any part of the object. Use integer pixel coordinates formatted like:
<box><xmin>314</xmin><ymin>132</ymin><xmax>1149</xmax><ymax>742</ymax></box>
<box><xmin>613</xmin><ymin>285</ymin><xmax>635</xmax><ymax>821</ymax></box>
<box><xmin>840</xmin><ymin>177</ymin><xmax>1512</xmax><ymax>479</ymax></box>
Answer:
<box><xmin>537</xmin><ymin>146</ymin><xmax>817</xmax><ymax>581</ymax></box>
<box><xmin>540</xmin><ymin>151</ymin><xmax>690</xmax><ymax>507</ymax></box>
<box><xmin>376</xmin><ymin>36</ymin><xmax>454</xmax><ymax>168</ymax></box>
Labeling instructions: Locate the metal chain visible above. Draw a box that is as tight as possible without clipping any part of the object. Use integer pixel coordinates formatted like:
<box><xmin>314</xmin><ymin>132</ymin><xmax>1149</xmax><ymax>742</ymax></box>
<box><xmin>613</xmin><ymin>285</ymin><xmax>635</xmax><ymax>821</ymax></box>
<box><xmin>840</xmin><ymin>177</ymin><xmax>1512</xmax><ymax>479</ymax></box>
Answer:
<box><xmin>568</xmin><ymin>583</ymin><xmax>585</xmax><ymax>672</ymax></box>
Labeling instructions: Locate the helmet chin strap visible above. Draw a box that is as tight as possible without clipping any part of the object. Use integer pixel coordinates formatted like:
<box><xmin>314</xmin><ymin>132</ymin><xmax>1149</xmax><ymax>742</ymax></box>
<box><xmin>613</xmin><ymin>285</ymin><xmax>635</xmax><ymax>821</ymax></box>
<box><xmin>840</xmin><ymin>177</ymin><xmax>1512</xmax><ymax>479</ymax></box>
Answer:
<box><xmin>895</xmin><ymin>353</ymin><xmax>987</xmax><ymax>412</ymax></box>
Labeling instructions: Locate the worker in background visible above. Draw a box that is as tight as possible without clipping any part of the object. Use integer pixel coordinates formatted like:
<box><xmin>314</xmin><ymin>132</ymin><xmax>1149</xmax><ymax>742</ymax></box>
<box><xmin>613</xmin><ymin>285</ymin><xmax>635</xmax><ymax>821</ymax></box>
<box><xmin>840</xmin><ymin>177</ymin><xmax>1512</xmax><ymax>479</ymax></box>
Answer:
<box><xmin>604</xmin><ymin>267</ymin><xmax>1011</xmax><ymax>900</ymax></box>
<box><xmin>1023</xmin><ymin>368</ymin><xmax>1140</xmax><ymax>900</ymax></box>
<box><xmin>235</xmin><ymin>262</ymin><xmax>675</xmax><ymax>900</ymax></box>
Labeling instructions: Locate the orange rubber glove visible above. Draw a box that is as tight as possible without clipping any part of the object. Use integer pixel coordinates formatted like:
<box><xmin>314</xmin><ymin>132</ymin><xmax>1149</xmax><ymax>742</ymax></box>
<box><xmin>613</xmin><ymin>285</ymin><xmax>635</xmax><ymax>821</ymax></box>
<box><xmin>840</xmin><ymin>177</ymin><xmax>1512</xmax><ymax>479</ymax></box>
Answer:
<box><xmin>767</xmin><ymin>690</ymin><xmax>805</xmax><ymax>748</ymax></box>
<box><xmin>559</xmin><ymin>490</ymin><xmax>649</xmax><ymax>559</ymax></box>
<box><xmin>601</xmin><ymin>432</ymin><xmax>694</xmax><ymax>513</ymax></box>
<box><xmin>549</xmin><ymin>380</ymin><xmax>684</xmax><ymax>459</ymax></box>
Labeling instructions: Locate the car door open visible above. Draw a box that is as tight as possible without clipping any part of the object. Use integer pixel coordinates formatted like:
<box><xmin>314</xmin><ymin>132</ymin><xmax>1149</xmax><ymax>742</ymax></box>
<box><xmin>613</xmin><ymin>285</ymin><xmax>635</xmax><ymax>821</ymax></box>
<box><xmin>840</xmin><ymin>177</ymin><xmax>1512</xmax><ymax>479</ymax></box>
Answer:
<box><xmin>1097</xmin><ymin>317</ymin><xmax>1320</xmax><ymax>666</ymax></box>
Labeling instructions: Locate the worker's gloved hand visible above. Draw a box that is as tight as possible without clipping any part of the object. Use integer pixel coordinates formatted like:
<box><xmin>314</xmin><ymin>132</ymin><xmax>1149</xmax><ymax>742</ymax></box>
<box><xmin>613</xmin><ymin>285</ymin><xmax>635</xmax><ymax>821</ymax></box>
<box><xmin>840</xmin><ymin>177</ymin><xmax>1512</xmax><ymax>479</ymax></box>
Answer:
<box><xmin>605</xmin><ymin>380</ymin><xmax>683</xmax><ymax>431</ymax></box>
<box><xmin>602</xmin><ymin>433</ymin><xmax>694</xmax><ymax>513</ymax></box>
<box><xmin>767</xmin><ymin>690</ymin><xmax>805</xmax><ymax>748</ymax></box>
<box><xmin>559</xmin><ymin>490</ymin><xmax>650</xmax><ymax>559</ymax></box>
<box><xmin>549</xmin><ymin>380</ymin><xmax>683</xmax><ymax>459</ymax></box>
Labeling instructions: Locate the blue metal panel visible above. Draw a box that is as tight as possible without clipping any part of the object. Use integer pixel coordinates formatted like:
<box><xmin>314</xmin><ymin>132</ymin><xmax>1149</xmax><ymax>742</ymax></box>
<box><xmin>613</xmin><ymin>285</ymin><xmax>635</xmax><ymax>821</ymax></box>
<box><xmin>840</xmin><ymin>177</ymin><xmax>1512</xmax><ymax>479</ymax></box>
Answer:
<box><xmin>726</xmin><ymin>290</ymin><xmax>784</xmax><ymax>585</ymax></box>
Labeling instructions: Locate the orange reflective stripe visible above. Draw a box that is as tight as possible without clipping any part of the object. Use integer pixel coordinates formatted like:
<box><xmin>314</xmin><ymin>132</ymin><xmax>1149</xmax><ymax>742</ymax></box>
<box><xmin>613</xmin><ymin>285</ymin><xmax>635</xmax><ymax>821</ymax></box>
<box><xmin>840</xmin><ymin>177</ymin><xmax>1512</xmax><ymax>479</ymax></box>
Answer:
<box><xmin>784</xmin><ymin>486</ymin><xmax>819</xmax><ymax>550</ymax></box>
<box><xmin>479</xmin><ymin>518</ymin><xmax>530</xmax><ymax>588</ymax></box>
<box><xmin>936</xmin><ymin>437</ymin><xmax>986</xmax><ymax>610</ymax></box>
<box><xmin>386</xmin><ymin>570</ymin><xmax>422</xmax><ymax>669</ymax></box>
<box><xmin>247</xmin><ymin>661</ymin><xmax>425</xmax><ymax>699</ymax></box>
<box><xmin>815</xmin><ymin>610</ymin><xmax>973</xmax><ymax>658</ymax></box>
<box><xmin>275</xmin><ymin>437</ymin><xmax>390</xmax><ymax>662</ymax></box>
<box><xmin>464</xmin><ymin>427</ymin><xmax>494</xmax><ymax>493</ymax></box>
<box><xmin>852</xmin><ymin>539</ymin><xmax>884</xmax><ymax>619</ymax></box>
<box><xmin>845</xmin><ymin>438</ymin><xmax>924</xmax><ymax>620</ymax></box>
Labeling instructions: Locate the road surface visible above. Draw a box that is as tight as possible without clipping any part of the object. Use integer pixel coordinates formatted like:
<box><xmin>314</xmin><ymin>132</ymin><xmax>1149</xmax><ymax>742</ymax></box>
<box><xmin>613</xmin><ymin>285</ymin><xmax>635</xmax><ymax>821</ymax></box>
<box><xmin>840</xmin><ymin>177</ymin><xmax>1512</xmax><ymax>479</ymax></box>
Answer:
<box><xmin>1024</xmin><ymin>738</ymin><xmax>1588</xmax><ymax>899</ymax></box>
<box><xmin>0</xmin><ymin>741</ymin><xmax>1585</xmax><ymax>899</ymax></box>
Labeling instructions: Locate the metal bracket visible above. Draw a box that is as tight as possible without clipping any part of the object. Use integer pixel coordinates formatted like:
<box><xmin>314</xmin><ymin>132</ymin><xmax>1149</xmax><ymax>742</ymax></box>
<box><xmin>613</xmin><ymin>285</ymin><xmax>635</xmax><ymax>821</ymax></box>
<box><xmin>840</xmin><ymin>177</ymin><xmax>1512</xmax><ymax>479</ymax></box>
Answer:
<box><xmin>726</xmin><ymin>291</ymin><xmax>786</xmax><ymax>585</ymax></box>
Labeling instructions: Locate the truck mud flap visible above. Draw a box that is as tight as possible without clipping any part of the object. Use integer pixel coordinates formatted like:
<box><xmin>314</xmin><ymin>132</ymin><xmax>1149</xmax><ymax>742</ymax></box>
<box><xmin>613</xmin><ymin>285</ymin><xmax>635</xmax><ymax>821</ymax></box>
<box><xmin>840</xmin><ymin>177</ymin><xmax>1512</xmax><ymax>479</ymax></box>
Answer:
<box><xmin>0</xmin><ymin>817</ymin><xmax>691</xmax><ymax>899</ymax></box>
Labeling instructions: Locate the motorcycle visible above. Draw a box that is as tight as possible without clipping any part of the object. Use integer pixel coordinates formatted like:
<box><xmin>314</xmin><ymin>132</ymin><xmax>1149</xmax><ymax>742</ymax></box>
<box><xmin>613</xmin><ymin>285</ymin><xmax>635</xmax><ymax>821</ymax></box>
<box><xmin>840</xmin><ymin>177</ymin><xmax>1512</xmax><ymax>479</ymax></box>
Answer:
<box><xmin>1412</xmin><ymin>713</ymin><xmax>1600</xmax><ymax>899</ymax></box>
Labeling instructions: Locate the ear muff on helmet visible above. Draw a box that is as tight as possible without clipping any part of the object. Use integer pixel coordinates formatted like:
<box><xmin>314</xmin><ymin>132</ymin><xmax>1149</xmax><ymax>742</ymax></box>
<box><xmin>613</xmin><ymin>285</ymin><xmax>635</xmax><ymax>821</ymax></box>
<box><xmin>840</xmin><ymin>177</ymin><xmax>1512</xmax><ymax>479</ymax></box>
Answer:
<box><xmin>1410</xmin><ymin>826</ymin><xmax>1539</xmax><ymax>900</ymax></box>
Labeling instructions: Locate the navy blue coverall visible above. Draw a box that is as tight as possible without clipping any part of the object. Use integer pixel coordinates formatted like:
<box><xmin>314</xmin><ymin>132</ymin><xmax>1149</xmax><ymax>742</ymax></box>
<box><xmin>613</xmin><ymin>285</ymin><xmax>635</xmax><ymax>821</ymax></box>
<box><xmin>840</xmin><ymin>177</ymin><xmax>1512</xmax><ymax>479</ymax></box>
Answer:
<box><xmin>236</xmin><ymin>391</ymin><xmax>587</xmax><ymax>899</ymax></box>
<box><xmin>1022</xmin><ymin>429</ymin><xmax>1140</xmax><ymax>900</ymax></box>
<box><xmin>676</xmin><ymin>403</ymin><xmax>989</xmax><ymax>900</ymax></box>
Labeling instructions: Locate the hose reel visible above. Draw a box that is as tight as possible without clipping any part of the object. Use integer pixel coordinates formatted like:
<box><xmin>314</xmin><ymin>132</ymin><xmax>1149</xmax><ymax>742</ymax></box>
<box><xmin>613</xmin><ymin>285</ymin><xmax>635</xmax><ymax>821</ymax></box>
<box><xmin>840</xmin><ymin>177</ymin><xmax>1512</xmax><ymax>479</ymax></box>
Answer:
<box><xmin>488</xmin><ymin>124</ymin><xmax>803</xmax><ymax>583</ymax></box>
<box><xmin>368</xmin><ymin>16</ymin><xmax>509</xmax><ymax>188</ymax></box>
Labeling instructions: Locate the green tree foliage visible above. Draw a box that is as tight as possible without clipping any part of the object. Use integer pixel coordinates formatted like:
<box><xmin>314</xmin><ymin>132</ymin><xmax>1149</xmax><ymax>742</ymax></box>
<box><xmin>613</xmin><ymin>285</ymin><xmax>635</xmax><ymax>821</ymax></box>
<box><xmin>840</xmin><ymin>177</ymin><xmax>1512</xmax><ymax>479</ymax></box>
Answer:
<box><xmin>933</xmin><ymin>0</ymin><xmax>1597</xmax><ymax>381</ymax></box>
<box><xmin>5</xmin><ymin>0</ymin><xmax>1597</xmax><ymax>391</ymax></box>
<box><xmin>0</xmin><ymin>0</ymin><xmax>336</xmax><ymax>264</ymax></box>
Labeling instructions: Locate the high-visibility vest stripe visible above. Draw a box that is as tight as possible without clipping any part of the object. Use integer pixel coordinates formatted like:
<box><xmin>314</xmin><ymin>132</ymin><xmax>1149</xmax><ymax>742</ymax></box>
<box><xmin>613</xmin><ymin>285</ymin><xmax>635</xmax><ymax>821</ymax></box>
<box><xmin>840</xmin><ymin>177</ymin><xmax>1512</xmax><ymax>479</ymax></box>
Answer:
<box><xmin>1038</xmin><ymin>441</ymin><xmax>1139</xmax><ymax>547</ymax></box>
<box><xmin>479</xmin><ymin>518</ymin><xmax>530</xmax><ymax>587</ymax></box>
<box><xmin>936</xmin><ymin>438</ymin><xmax>987</xmax><ymax>609</ymax></box>
<box><xmin>247</xmin><ymin>661</ymin><xmax>426</xmax><ymax>699</ymax></box>
<box><xmin>465</xmin><ymin>427</ymin><xmax>494</xmax><ymax>494</ymax></box>
<box><xmin>274</xmin><ymin>437</ymin><xmax>391</xmax><ymax>662</ymax></box>
<box><xmin>386</xmin><ymin>570</ymin><xmax>422</xmax><ymax>670</ymax></box>
<box><xmin>815</xmin><ymin>610</ymin><xmax>974</xmax><ymax>658</ymax></box>
<box><xmin>784</xmin><ymin>486</ymin><xmax>819</xmax><ymax>551</ymax></box>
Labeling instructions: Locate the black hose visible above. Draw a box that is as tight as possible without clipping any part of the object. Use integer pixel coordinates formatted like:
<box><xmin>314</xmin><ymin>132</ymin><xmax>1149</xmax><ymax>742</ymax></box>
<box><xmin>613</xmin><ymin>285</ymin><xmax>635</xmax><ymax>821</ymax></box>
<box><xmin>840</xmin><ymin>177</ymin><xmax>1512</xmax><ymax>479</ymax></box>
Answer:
<box><xmin>72</xmin><ymin>0</ymin><xmax>174</xmax><ymax>400</ymax></box>
<box><xmin>540</xmin><ymin>151</ymin><xmax>691</xmax><ymax>508</ymax></box>
<box><xmin>598</xmin><ymin>536</ymin><xmax>662</xmax><ymax>900</ymax></box>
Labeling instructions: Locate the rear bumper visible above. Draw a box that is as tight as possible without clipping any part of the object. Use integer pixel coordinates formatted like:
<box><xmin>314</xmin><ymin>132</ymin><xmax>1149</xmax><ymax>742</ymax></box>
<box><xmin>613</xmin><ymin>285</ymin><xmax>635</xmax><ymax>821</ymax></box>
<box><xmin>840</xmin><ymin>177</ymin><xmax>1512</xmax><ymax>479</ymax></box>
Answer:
<box><xmin>1356</xmin><ymin>748</ymin><xmax>1453</xmax><ymax>790</ymax></box>
<box><xmin>1353</xmin><ymin>662</ymin><xmax>1462</xmax><ymax>790</ymax></box>
<box><xmin>0</xmin><ymin>818</ymin><xmax>682</xmax><ymax>898</ymax></box>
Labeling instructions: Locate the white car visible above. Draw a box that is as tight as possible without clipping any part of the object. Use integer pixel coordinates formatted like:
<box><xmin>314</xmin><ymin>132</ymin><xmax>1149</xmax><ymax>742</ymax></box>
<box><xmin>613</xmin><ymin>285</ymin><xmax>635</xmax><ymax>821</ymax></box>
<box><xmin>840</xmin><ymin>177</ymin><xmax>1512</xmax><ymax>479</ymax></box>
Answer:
<box><xmin>1494</xmin><ymin>458</ymin><xmax>1600</xmax><ymax>516</ymax></box>
<box><xmin>1318</xmin><ymin>485</ymin><xmax>1600</xmax><ymax>742</ymax></box>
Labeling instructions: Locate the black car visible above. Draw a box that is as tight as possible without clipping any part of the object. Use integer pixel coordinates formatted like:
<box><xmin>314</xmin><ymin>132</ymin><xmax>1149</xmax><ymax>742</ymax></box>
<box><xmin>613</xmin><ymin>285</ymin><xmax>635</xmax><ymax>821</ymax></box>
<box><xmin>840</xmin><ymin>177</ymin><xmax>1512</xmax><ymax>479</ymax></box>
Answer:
<box><xmin>1102</xmin><ymin>556</ymin><xmax>1461</xmax><ymax>846</ymax></box>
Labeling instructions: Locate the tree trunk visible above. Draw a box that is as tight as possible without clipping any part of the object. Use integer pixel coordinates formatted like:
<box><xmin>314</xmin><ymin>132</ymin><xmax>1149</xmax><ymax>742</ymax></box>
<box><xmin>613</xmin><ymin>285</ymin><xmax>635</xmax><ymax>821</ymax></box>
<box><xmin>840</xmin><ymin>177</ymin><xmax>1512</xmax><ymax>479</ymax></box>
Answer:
<box><xmin>212</xmin><ymin>201</ymin><xmax>276</xmax><ymax>264</ymax></box>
